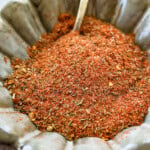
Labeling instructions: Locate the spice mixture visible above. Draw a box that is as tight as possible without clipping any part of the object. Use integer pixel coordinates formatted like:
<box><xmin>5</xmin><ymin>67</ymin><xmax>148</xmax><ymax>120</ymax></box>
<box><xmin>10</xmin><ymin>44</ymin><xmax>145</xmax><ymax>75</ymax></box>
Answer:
<box><xmin>4</xmin><ymin>14</ymin><xmax>150</xmax><ymax>140</ymax></box>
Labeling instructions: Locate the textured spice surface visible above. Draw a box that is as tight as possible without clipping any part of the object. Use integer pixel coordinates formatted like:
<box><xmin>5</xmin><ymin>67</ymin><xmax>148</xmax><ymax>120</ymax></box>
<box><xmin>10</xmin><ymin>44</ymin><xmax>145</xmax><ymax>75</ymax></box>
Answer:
<box><xmin>4</xmin><ymin>14</ymin><xmax>150</xmax><ymax>141</ymax></box>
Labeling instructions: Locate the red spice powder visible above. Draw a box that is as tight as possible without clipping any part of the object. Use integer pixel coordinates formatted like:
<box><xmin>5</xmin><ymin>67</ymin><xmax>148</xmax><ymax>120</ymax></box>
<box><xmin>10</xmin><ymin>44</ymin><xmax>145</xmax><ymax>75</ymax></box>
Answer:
<box><xmin>4</xmin><ymin>14</ymin><xmax>150</xmax><ymax>141</ymax></box>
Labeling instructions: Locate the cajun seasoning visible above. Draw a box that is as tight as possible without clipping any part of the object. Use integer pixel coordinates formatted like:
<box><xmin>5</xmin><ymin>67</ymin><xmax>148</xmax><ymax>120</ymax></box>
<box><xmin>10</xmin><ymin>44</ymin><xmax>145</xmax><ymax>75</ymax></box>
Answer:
<box><xmin>4</xmin><ymin>14</ymin><xmax>150</xmax><ymax>141</ymax></box>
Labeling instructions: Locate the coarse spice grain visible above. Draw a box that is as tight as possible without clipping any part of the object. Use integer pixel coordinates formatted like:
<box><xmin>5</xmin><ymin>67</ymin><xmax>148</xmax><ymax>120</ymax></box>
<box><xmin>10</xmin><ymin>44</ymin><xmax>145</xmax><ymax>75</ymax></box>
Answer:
<box><xmin>4</xmin><ymin>14</ymin><xmax>150</xmax><ymax>141</ymax></box>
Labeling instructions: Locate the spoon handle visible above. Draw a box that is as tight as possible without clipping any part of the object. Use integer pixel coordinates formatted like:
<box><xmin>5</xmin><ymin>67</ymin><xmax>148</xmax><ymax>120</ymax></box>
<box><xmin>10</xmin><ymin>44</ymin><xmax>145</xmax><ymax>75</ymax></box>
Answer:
<box><xmin>73</xmin><ymin>0</ymin><xmax>89</xmax><ymax>31</ymax></box>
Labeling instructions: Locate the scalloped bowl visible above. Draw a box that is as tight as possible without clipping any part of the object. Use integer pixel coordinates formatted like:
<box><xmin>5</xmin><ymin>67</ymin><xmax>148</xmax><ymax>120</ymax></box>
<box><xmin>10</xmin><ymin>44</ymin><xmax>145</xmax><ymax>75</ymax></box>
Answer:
<box><xmin>0</xmin><ymin>0</ymin><xmax>150</xmax><ymax>150</ymax></box>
